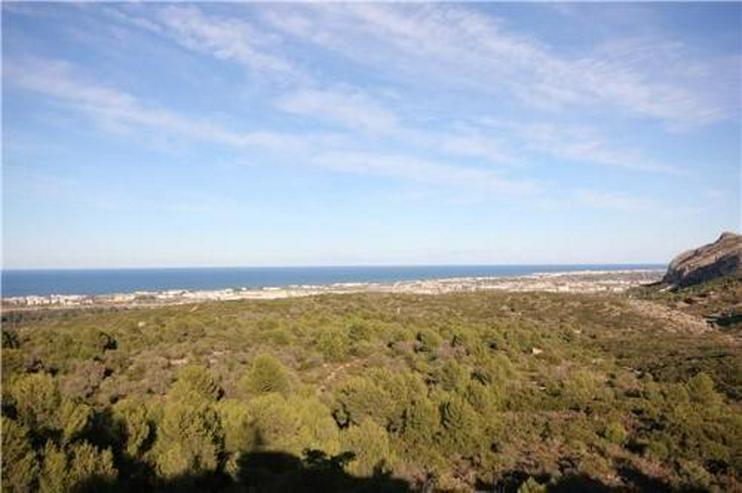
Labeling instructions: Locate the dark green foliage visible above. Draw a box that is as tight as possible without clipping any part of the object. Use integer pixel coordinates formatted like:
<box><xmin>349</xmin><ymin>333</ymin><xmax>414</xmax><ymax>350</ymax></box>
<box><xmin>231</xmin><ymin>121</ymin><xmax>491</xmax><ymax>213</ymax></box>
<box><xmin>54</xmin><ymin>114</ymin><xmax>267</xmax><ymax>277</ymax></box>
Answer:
<box><xmin>56</xmin><ymin>399</ymin><xmax>91</xmax><ymax>444</ymax></box>
<box><xmin>340</xmin><ymin>418</ymin><xmax>394</xmax><ymax>476</ymax></box>
<box><xmin>240</xmin><ymin>353</ymin><xmax>291</xmax><ymax>396</ymax></box>
<box><xmin>400</xmin><ymin>398</ymin><xmax>439</xmax><ymax>454</ymax></box>
<box><xmin>111</xmin><ymin>398</ymin><xmax>153</xmax><ymax>459</ymax></box>
<box><xmin>317</xmin><ymin>328</ymin><xmax>351</xmax><ymax>362</ymax></box>
<box><xmin>436</xmin><ymin>360</ymin><xmax>468</xmax><ymax>392</ymax></box>
<box><xmin>215</xmin><ymin>399</ymin><xmax>253</xmax><ymax>478</ymax></box>
<box><xmin>6</xmin><ymin>373</ymin><xmax>61</xmax><ymax>430</ymax></box>
<box><xmin>2</xmin><ymin>417</ymin><xmax>39</xmax><ymax>493</ymax></box>
<box><xmin>153</xmin><ymin>400</ymin><xmax>224</xmax><ymax>479</ymax></box>
<box><xmin>169</xmin><ymin>364</ymin><xmax>222</xmax><ymax>402</ymax></box>
<box><xmin>464</xmin><ymin>381</ymin><xmax>500</xmax><ymax>421</ymax></box>
<box><xmin>415</xmin><ymin>328</ymin><xmax>442</xmax><ymax>353</ymax></box>
<box><xmin>244</xmin><ymin>393</ymin><xmax>340</xmax><ymax>455</ymax></box>
<box><xmin>517</xmin><ymin>477</ymin><xmax>547</xmax><ymax>493</ymax></box>
<box><xmin>687</xmin><ymin>371</ymin><xmax>722</xmax><ymax>411</ymax></box>
<box><xmin>38</xmin><ymin>441</ymin><xmax>116</xmax><ymax>493</ymax></box>
<box><xmin>333</xmin><ymin>376</ymin><xmax>393</xmax><ymax>428</ymax></box>
<box><xmin>2</xmin><ymin>328</ymin><xmax>20</xmax><ymax>349</ymax></box>
<box><xmin>601</xmin><ymin>420</ymin><xmax>627</xmax><ymax>445</ymax></box>
<box><xmin>2</xmin><ymin>287</ymin><xmax>740</xmax><ymax>492</ymax></box>
<box><xmin>438</xmin><ymin>395</ymin><xmax>481</xmax><ymax>455</ymax></box>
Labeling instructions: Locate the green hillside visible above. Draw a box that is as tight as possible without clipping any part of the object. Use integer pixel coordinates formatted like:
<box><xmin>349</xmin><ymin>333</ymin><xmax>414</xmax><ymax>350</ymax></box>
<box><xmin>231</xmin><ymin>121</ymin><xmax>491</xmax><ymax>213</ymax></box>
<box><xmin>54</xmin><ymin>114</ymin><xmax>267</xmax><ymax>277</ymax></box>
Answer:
<box><xmin>2</xmin><ymin>288</ymin><xmax>740</xmax><ymax>492</ymax></box>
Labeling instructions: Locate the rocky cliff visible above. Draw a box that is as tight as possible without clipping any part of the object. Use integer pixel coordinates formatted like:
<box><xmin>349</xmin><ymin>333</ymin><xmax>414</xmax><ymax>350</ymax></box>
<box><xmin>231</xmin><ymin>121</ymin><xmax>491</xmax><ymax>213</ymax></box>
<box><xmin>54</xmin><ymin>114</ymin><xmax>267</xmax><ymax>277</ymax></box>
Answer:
<box><xmin>662</xmin><ymin>232</ymin><xmax>741</xmax><ymax>288</ymax></box>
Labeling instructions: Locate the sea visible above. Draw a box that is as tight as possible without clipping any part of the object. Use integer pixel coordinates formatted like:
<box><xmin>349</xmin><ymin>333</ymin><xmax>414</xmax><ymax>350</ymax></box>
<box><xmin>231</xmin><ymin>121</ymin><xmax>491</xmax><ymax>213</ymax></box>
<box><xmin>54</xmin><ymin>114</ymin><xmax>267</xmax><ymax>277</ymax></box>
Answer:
<box><xmin>0</xmin><ymin>264</ymin><xmax>664</xmax><ymax>298</ymax></box>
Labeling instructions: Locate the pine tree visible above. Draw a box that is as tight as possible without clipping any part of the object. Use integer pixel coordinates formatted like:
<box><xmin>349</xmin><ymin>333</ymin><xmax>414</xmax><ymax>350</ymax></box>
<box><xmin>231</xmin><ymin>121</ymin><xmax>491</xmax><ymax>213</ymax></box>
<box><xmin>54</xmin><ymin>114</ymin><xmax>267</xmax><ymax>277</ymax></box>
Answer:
<box><xmin>1</xmin><ymin>417</ymin><xmax>39</xmax><ymax>493</ymax></box>
<box><xmin>240</xmin><ymin>354</ymin><xmax>291</xmax><ymax>396</ymax></box>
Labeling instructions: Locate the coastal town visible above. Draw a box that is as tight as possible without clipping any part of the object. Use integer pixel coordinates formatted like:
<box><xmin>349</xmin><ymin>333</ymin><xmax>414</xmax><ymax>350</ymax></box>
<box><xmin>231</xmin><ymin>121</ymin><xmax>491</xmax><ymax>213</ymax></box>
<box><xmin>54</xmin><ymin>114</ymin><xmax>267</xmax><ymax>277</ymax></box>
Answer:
<box><xmin>2</xmin><ymin>269</ymin><xmax>663</xmax><ymax>310</ymax></box>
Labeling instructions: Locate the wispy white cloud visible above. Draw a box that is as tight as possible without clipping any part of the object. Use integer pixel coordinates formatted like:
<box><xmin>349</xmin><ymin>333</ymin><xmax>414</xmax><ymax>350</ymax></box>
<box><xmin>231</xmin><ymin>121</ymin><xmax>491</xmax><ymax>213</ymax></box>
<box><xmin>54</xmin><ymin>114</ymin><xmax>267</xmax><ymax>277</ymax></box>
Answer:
<box><xmin>574</xmin><ymin>190</ymin><xmax>654</xmax><ymax>212</ymax></box>
<box><xmin>265</xmin><ymin>3</ymin><xmax>738</xmax><ymax>128</ymax></box>
<box><xmin>433</xmin><ymin>132</ymin><xmax>513</xmax><ymax>166</ymax></box>
<box><xmin>107</xmin><ymin>5</ymin><xmax>298</xmax><ymax>78</ymax></box>
<box><xmin>500</xmin><ymin>122</ymin><xmax>681</xmax><ymax>174</ymax></box>
<box><xmin>276</xmin><ymin>87</ymin><xmax>400</xmax><ymax>134</ymax></box>
<box><xmin>5</xmin><ymin>57</ymin><xmax>536</xmax><ymax>197</ymax></box>
<box><xmin>4</xmin><ymin>58</ymin><xmax>334</xmax><ymax>153</ymax></box>
<box><xmin>102</xmin><ymin>3</ymin><xmax>707</xmax><ymax>174</ymax></box>
<box><xmin>310</xmin><ymin>151</ymin><xmax>538</xmax><ymax>196</ymax></box>
<box><xmin>275</xmin><ymin>87</ymin><xmax>516</xmax><ymax>166</ymax></box>
<box><xmin>574</xmin><ymin>189</ymin><xmax>716</xmax><ymax>217</ymax></box>
<box><xmin>9</xmin><ymin>54</ymin><xmax>673</xmax><ymax>186</ymax></box>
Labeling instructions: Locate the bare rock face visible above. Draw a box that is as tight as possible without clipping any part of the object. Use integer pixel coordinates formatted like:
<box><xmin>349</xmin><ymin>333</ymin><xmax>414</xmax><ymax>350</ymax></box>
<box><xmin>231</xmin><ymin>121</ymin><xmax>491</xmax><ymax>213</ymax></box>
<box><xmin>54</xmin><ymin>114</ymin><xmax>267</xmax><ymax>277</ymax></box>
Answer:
<box><xmin>662</xmin><ymin>232</ymin><xmax>741</xmax><ymax>288</ymax></box>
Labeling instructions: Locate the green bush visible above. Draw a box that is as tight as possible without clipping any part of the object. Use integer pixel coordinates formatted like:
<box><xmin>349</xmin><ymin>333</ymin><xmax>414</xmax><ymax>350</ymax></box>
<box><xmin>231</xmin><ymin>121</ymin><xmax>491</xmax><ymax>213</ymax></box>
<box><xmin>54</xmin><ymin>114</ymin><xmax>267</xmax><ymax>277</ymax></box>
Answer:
<box><xmin>602</xmin><ymin>420</ymin><xmax>627</xmax><ymax>445</ymax></box>
<box><xmin>153</xmin><ymin>400</ymin><xmax>224</xmax><ymax>479</ymax></box>
<box><xmin>7</xmin><ymin>373</ymin><xmax>61</xmax><ymax>430</ymax></box>
<box><xmin>317</xmin><ymin>328</ymin><xmax>351</xmax><ymax>362</ymax></box>
<box><xmin>169</xmin><ymin>364</ymin><xmax>222</xmax><ymax>402</ymax></box>
<box><xmin>56</xmin><ymin>399</ymin><xmax>91</xmax><ymax>445</ymax></box>
<box><xmin>437</xmin><ymin>360</ymin><xmax>468</xmax><ymax>392</ymax></box>
<box><xmin>242</xmin><ymin>393</ymin><xmax>339</xmax><ymax>456</ymax></box>
<box><xmin>79</xmin><ymin>327</ymin><xmax>117</xmax><ymax>354</ymax></box>
<box><xmin>676</xmin><ymin>458</ymin><xmax>714</xmax><ymax>491</ymax></box>
<box><xmin>2</xmin><ymin>328</ymin><xmax>20</xmax><ymax>349</ymax></box>
<box><xmin>4</xmin><ymin>288</ymin><xmax>741</xmax><ymax>491</ymax></box>
<box><xmin>400</xmin><ymin>398</ymin><xmax>439</xmax><ymax>453</ymax></box>
<box><xmin>348</xmin><ymin>321</ymin><xmax>371</xmax><ymax>343</ymax></box>
<box><xmin>517</xmin><ymin>477</ymin><xmax>547</xmax><ymax>493</ymax></box>
<box><xmin>340</xmin><ymin>418</ymin><xmax>395</xmax><ymax>476</ymax></box>
<box><xmin>39</xmin><ymin>441</ymin><xmax>116</xmax><ymax>493</ymax></box>
<box><xmin>687</xmin><ymin>372</ymin><xmax>722</xmax><ymax>412</ymax></box>
<box><xmin>1</xmin><ymin>417</ymin><xmax>39</xmax><ymax>493</ymax></box>
<box><xmin>416</xmin><ymin>329</ymin><xmax>442</xmax><ymax>353</ymax></box>
<box><xmin>464</xmin><ymin>381</ymin><xmax>500</xmax><ymax>422</ymax></box>
<box><xmin>240</xmin><ymin>354</ymin><xmax>291</xmax><ymax>396</ymax></box>
<box><xmin>438</xmin><ymin>395</ymin><xmax>481</xmax><ymax>455</ymax></box>
<box><xmin>333</xmin><ymin>376</ymin><xmax>393</xmax><ymax>428</ymax></box>
<box><xmin>215</xmin><ymin>399</ymin><xmax>253</xmax><ymax>454</ymax></box>
<box><xmin>111</xmin><ymin>398</ymin><xmax>153</xmax><ymax>459</ymax></box>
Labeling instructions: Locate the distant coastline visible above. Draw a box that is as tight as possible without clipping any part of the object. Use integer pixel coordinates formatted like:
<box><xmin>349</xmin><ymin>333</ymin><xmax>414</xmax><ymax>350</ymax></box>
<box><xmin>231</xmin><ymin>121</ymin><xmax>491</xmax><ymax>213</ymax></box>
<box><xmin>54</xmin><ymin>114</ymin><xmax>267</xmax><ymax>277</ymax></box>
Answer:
<box><xmin>1</xmin><ymin>264</ymin><xmax>664</xmax><ymax>298</ymax></box>
<box><xmin>1</xmin><ymin>268</ymin><xmax>664</xmax><ymax>310</ymax></box>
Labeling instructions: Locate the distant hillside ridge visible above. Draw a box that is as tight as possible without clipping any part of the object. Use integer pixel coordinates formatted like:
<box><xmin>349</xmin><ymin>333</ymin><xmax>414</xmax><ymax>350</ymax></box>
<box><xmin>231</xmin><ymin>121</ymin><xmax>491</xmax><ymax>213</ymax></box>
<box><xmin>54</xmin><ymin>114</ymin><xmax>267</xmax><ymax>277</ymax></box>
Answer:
<box><xmin>662</xmin><ymin>232</ymin><xmax>741</xmax><ymax>288</ymax></box>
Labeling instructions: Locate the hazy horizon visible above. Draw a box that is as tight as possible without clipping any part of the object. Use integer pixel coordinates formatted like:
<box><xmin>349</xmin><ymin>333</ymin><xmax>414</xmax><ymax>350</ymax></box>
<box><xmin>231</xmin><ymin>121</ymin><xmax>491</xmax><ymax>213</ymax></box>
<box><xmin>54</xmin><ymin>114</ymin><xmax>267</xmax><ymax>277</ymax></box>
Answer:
<box><xmin>3</xmin><ymin>3</ymin><xmax>740</xmax><ymax>269</ymax></box>
<box><xmin>2</xmin><ymin>262</ymin><xmax>667</xmax><ymax>272</ymax></box>
<box><xmin>1</xmin><ymin>263</ymin><xmax>665</xmax><ymax>298</ymax></box>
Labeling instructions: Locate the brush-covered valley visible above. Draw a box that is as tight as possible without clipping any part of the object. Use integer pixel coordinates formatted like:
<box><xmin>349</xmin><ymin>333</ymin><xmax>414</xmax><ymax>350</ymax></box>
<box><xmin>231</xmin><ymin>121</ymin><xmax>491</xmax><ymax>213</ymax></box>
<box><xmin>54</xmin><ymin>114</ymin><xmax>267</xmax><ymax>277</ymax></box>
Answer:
<box><xmin>2</xmin><ymin>276</ymin><xmax>740</xmax><ymax>493</ymax></box>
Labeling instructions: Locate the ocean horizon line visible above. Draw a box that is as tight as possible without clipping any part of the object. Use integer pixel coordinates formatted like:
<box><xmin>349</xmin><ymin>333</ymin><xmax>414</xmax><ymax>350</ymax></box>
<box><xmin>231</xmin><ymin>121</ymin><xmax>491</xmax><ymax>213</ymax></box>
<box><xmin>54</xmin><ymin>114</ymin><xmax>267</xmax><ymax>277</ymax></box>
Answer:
<box><xmin>1</xmin><ymin>262</ymin><xmax>666</xmax><ymax>272</ymax></box>
<box><xmin>1</xmin><ymin>264</ymin><xmax>666</xmax><ymax>298</ymax></box>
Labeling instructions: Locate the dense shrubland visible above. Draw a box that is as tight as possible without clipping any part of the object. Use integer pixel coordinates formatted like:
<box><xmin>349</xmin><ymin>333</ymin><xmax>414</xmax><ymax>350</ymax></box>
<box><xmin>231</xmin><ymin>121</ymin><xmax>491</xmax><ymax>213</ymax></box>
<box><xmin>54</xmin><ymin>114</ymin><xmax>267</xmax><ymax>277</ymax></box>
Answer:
<box><xmin>1</xmin><ymin>289</ymin><xmax>740</xmax><ymax>492</ymax></box>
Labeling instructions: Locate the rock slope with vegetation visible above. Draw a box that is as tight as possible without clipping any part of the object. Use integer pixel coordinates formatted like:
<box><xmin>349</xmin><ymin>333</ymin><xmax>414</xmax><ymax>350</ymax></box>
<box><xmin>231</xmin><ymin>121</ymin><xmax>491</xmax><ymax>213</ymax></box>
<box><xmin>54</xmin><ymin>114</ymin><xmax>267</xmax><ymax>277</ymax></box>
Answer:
<box><xmin>662</xmin><ymin>232</ymin><xmax>741</xmax><ymax>289</ymax></box>
<box><xmin>2</xmin><ymin>282</ymin><xmax>740</xmax><ymax>492</ymax></box>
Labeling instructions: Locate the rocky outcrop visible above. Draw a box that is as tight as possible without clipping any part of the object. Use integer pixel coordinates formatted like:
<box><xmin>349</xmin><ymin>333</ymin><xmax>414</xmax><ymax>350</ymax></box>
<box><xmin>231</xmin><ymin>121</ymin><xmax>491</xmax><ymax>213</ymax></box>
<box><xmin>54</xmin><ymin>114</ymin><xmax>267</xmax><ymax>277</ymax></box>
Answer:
<box><xmin>662</xmin><ymin>232</ymin><xmax>741</xmax><ymax>288</ymax></box>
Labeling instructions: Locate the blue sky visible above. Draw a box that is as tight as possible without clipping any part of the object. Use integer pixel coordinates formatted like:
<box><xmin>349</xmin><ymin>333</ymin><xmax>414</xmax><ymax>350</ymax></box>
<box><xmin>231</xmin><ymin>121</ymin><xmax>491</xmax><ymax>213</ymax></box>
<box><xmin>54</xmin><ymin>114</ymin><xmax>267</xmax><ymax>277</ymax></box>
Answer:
<box><xmin>2</xmin><ymin>2</ymin><xmax>740</xmax><ymax>268</ymax></box>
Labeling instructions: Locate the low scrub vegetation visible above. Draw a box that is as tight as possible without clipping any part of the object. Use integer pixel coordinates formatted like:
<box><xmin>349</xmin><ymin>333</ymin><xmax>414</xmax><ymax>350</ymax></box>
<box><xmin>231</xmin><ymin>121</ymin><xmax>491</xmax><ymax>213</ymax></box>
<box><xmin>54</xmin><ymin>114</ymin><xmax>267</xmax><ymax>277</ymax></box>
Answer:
<box><xmin>1</xmin><ymin>289</ymin><xmax>740</xmax><ymax>492</ymax></box>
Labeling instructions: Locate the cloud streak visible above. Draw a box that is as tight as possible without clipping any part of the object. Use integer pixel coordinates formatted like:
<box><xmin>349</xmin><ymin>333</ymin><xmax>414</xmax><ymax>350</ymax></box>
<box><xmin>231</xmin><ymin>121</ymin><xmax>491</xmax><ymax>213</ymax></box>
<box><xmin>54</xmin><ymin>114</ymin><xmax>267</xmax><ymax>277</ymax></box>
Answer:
<box><xmin>265</xmin><ymin>3</ymin><xmax>738</xmax><ymax>127</ymax></box>
<box><xmin>276</xmin><ymin>87</ymin><xmax>400</xmax><ymax>135</ymax></box>
<box><xmin>102</xmin><ymin>3</ymin><xmax>703</xmax><ymax>175</ymax></box>
<box><xmin>574</xmin><ymin>190</ymin><xmax>654</xmax><ymax>212</ymax></box>
<box><xmin>5</xmin><ymin>58</ymin><xmax>335</xmax><ymax>153</ymax></box>
<box><xmin>107</xmin><ymin>4</ymin><xmax>298</xmax><ymax>78</ymax></box>
<box><xmin>5</xmin><ymin>57</ymin><xmax>535</xmax><ymax>196</ymax></box>
<box><xmin>498</xmin><ymin>122</ymin><xmax>681</xmax><ymax>174</ymax></box>
<box><xmin>310</xmin><ymin>151</ymin><xmax>538</xmax><ymax>196</ymax></box>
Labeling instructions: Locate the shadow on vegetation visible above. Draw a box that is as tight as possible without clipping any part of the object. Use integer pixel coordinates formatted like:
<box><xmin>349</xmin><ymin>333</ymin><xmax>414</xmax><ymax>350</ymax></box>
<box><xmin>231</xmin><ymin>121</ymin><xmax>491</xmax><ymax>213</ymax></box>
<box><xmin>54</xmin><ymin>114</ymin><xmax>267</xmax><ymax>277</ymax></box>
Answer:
<box><xmin>478</xmin><ymin>463</ymin><xmax>677</xmax><ymax>493</ymax></box>
<box><xmin>615</xmin><ymin>464</ymin><xmax>674</xmax><ymax>493</ymax></box>
<box><xmin>73</xmin><ymin>449</ymin><xmax>412</xmax><ymax>493</ymax></box>
<box><xmin>709</xmin><ymin>312</ymin><xmax>742</xmax><ymax>328</ymax></box>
